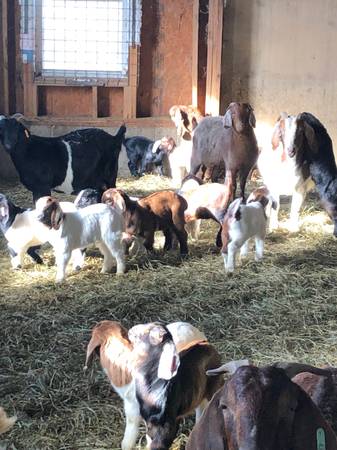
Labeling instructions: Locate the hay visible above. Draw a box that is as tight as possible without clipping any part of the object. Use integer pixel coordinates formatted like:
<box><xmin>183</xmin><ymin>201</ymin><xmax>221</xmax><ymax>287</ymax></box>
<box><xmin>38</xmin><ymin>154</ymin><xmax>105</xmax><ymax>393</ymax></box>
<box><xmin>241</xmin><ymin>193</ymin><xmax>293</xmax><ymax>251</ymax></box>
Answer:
<box><xmin>1</xmin><ymin>176</ymin><xmax>337</xmax><ymax>449</ymax></box>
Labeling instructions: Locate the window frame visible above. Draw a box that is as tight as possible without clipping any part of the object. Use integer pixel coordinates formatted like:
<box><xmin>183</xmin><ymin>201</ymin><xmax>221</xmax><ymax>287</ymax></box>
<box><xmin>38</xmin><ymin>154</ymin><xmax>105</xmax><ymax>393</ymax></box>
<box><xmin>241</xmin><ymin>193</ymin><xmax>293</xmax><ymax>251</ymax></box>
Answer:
<box><xmin>33</xmin><ymin>0</ymin><xmax>136</xmax><ymax>87</ymax></box>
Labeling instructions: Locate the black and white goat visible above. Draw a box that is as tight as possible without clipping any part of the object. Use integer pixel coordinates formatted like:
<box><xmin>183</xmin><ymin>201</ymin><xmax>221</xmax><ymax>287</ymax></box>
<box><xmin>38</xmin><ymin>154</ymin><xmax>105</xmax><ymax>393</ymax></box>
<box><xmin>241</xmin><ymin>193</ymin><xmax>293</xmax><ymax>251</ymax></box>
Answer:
<box><xmin>0</xmin><ymin>115</ymin><xmax>126</xmax><ymax>201</ymax></box>
<box><xmin>35</xmin><ymin>196</ymin><xmax>125</xmax><ymax>282</ymax></box>
<box><xmin>124</xmin><ymin>136</ymin><xmax>175</xmax><ymax>177</ymax></box>
<box><xmin>286</xmin><ymin>112</ymin><xmax>337</xmax><ymax>236</ymax></box>
<box><xmin>84</xmin><ymin>321</ymin><xmax>207</xmax><ymax>450</ymax></box>
<box><xmin>129</xmin><ymin>322</ymin><xmax>223</xmax><ymax>450</ymax></box>
<box><xmin>0</xmin><ymin>192</ymin><xmax>84</xmax><ymax>269</ymax></box>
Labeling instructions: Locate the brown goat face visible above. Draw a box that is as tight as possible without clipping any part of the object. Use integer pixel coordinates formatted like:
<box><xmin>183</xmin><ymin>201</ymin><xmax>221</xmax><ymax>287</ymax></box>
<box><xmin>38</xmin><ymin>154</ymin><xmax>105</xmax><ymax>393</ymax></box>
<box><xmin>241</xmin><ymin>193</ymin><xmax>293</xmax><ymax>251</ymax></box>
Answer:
<box><xmin>224</xmin><ymin>103</ymin><xmax>256</xmax><ymax>133</ymax></box>
<box><xmin>221</xmin><ymin>366</ymin><xmax>299</xmax><ymax>450</ymax></box>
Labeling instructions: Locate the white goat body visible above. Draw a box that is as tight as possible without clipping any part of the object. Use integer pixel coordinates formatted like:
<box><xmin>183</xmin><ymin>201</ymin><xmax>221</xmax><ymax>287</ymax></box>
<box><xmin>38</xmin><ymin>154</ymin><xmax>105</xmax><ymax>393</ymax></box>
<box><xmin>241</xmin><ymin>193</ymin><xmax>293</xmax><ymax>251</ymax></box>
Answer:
<box><xmin>222</xmin><ymin>198</ymin><xmax>267</xmax><ymax>272</ymax></box>
<box><xmin>4</xmin><ymin>201</ymin><xmax>84</xmax><ymax>269</ymax></box>
<box><xmin>35</xmin><ymin>199</ymin><xmax>125</xmax><ymax>282</ymax></box>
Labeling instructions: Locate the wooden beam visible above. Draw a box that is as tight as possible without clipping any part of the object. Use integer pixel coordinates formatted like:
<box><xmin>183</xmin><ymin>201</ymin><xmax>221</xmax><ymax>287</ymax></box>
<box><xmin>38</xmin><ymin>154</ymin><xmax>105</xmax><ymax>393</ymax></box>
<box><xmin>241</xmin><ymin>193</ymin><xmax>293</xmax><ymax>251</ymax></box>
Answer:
<box><xmin>2</xmin><ymin>0</ymin><xmax>9</xmax><ymax>114</ymax></box>
<box><xmin>92</xmin><ymin>86</ymin><xmax>98</xmax><ymax>118</ymax></box>
<box><xmin>123</xmin><ymin>45</ymin><xmax>139</xmax><ymax>119</ymax></box>
<box><xmin>192</xmin><ymin>0</ymin><xmax>199</xmax><ymax>107</ymax></box>
<box><xmin>205</xmin><ymin>0</ymin><xmax>223</xmax><ymax>116</ymax></box>
<box><xmin>23</xmin><ymin>63</ymin><xmax>38</xmax><ymax>117</ymax></box>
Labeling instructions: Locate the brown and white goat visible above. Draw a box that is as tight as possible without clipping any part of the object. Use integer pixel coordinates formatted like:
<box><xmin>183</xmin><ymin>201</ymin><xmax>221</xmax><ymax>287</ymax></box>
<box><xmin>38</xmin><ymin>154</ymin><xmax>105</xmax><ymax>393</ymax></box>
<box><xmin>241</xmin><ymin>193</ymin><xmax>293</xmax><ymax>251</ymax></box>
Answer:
<box><xmin>102</xmin><ymin>188</ymin><xmax>188</xmax><ymax>255</ymax></box>
<box><xmin>221</xmin><ymin>189</ymin><xmax>271</xmax><ymax>272</ymax></box>
<box><xmin>0</xmin><ymin>407</ymin><xmax>17</xmax><ymax>434</ymax></box>
<box><xmin>84</xmin><ymin>321</ymin><xmax>207</xmax><ymax>450</ymax></box>
<box><xmin>129</xmin><ymin>322</ymin><xmax>223</xmax><ymax>450</ymax></box>
<box><xmin>186</xmin><ymin>361</ymin><xmax>337</xmax><ymax>450</ymax></box>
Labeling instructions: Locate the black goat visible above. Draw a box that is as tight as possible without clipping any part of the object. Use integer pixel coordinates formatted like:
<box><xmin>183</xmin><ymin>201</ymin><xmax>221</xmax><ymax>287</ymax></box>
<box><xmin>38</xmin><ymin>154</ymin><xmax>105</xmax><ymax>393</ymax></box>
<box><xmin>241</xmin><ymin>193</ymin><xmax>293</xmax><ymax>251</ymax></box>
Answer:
<box><xmin>288</xmin><ymin>112</ymin><xmax>337</xmax><ymax>235</ymax></box>
<box><xmin>0</xmin><ymin>115</ymin><xmax>126</xmax><ymax>202</ymax></box>
<box><xmin>124</xmin><ymin>136</ymin><xmax>175</xmax><ymax>177</ymax></box>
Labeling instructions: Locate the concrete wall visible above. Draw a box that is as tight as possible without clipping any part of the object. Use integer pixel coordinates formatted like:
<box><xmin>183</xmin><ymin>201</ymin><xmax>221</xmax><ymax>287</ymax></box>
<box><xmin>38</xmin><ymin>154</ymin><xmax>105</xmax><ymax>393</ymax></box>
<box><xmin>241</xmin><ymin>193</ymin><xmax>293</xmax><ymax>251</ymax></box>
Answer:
<box><xmin>221</xmin><ymin>0</ymin><xmax>337</xmax><ymax>151</ymax></box>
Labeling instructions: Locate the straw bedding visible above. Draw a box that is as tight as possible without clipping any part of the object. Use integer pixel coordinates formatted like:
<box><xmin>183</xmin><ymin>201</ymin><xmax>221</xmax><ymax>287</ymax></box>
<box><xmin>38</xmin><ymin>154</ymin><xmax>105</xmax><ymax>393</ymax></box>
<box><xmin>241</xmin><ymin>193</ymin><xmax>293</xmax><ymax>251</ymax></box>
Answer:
<box><xmin>1</xmin><ymin>175</ymin><xmax>337</xmax><ymax>449</ymax></box>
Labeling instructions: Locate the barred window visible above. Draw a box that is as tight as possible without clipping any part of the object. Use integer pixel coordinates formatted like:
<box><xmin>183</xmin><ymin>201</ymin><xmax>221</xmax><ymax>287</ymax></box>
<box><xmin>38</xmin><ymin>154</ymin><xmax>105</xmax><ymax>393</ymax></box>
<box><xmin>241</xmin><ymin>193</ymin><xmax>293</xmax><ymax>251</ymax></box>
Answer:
<box><xmin>20</xmin><ymin>0</ymin><xmax>141</xmax><ymax>83</ymax></box>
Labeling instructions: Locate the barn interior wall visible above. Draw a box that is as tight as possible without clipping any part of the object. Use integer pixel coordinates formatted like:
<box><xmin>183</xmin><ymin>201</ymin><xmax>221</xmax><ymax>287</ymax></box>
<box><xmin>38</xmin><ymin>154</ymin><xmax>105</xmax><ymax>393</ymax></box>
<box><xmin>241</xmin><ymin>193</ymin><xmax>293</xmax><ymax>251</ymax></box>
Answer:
<box><xmin>220</xmin><ymin>0</ymin><xmax>337</xmax><ymax>151</ymax></box>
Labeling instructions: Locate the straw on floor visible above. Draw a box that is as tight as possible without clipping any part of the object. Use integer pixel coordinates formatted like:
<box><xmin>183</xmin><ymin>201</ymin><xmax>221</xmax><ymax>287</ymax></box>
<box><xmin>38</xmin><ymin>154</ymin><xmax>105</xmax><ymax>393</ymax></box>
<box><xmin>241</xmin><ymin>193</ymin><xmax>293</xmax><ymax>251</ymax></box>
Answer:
<box><xmin>1</xmin><ymin>175</ymin><xmax>337</xmax><ymax>450</ymax></box>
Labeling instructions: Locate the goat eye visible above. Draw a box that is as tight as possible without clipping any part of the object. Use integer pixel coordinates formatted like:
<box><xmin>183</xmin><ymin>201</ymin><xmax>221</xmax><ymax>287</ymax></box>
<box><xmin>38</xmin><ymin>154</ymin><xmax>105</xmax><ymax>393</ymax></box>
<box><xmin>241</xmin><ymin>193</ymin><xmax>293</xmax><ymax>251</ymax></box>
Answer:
<box><xmin>221</xmin><ymin>404</ymin><xmax>227</xmax><ymax>410</ymax></box>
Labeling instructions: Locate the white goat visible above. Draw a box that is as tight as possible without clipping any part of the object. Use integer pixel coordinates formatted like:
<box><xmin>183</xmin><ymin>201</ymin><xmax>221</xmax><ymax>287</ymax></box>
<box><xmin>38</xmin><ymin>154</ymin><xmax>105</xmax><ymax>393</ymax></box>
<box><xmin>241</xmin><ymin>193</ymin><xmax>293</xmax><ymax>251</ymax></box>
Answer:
<box><xmin>0</xmin><ymin>193</ymin><xmax>84</xmax><ymax>270</ymax></box>
<box><xmin>84</xmin><ymin>321</ymin><xmax>207</xmax><ymax>450</ymax></box>
<box><xmin>35</xmin><ymin>196</ymin><xmax>125</xmax><ymax>282</ymax></box>
<box><xmin>221</xmin><ymin>195</ymin><xmax>268</xmax><ymax>272</ymax></box>
<box><xmin>257</xmin><ymin>113</ymin><xmax>314</xmax><ymax>231</ymax></box>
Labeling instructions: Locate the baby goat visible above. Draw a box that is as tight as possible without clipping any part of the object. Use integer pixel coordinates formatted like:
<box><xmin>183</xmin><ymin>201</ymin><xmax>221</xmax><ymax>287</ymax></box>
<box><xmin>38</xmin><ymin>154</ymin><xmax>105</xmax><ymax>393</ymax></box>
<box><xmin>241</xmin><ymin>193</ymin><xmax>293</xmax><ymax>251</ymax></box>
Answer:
<box><xmin>0</xmin><ymin>192</ymin><xmax>84</xmax><ymax>270</ymax></box>
<box><xmin>35</xmin><ymin>196</ymin><xmax>125</xmax><ymax>282</ymax></box>
<box><xmin>129</xmin><ymin>322</ymin><xmax>223</xmax><ymax>450</ymax></box>
<box><xmin>221</xmin><ymin>190</ymin><xmax>270</xmax><ymax>272</ymax></box>
<box><xmin>102</xmin><ymin>189</ymin><xmax>188</xmax><ymax>255</ymax></box>
<box><xmin>84</xmin><ymin>320</ymin><xmax>207</xmax><ymax>450</ymax></box>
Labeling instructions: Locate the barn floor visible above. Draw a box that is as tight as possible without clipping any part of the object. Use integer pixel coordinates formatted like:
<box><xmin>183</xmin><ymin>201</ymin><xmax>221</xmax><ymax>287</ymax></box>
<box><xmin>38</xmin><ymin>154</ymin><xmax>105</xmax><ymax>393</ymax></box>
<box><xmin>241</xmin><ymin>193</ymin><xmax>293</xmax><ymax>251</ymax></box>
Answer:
<box><xmin>1</xmin><ymin>175</ymin><xmax>337</xmax><ymax>450</ymax></box>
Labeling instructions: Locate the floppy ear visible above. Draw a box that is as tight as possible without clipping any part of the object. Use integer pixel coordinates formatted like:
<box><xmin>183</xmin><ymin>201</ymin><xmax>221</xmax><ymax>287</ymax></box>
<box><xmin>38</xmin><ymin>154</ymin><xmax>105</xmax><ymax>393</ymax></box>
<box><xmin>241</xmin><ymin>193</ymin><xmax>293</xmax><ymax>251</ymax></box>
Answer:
<box><xmin>157</xmin><ymin>341</ymin><xmax>180</xmax><ymax>380</ymax></box>
<box><xmin>50</xmin><ymin>202</ymin><xmax>64</xmax><ymax>230</ymax></box>
<box><xmin>271</xmin><ymin>121</ymin><xmax>281</xmax><ymax>150</ymax></box>
<box><xmin>223</xmin><ymin>108</ymin><xmax>232</xmax><ymax>128</ymax></box>
<box><xmin>83</xmin><ymin>329</ymin><xmax>103</xmax><ymax>370</ymax></box>
<box><xmin>249</xmin><ymin>110</ymin><xmax>256</xmax><ymax>128</ymax></box>
<box><xmin>0</xmin><ymin>407</ymin><xmax>17</xmax><ymax>434</ymax></box>
<box><xmin>291</xmin><ymin>387</ymin><xmax>335</xmax><ymax>449</ymax></box>
<box><xmin>303</xmin><ymin>121</ymin><xmax>319</xmax><ymax>154</ymax></box>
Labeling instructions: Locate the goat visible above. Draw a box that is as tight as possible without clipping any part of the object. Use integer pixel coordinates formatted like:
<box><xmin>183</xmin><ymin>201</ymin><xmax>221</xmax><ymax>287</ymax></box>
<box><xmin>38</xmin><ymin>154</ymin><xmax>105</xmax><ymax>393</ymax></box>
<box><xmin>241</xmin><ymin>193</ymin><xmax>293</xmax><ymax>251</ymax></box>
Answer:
<box><xmin>221</xmin><ymin>191</ymin><xmax>270</xmax><ymax>272</ymax></box>
<box><xmin>35</xmin><ymin>196</ymin><xmax>125</xmax><ymax>282</ymax></box>
<box><xmin>0</xmin><ymin>407</ymin><xmax>17</xmax><ymax>434</ymax></box>
<box><xmin>186</xmin><ymin>360</ymin><xmax>337</xmax><ymax>450</ymax></box>
<box><xmin>257</xmin><ymin>112</ymin><xmax>315</xmax><ymax>231</ymax></box>
<box><xmin>176</xmin><ymin>174</ymin><xmax>203</xmax><ymax>240</ymax></box>
<box><xmin>0</xmin><ymin>114</ymin><xmax>126</xmax><ymax>202</ymax></box>
<box><xmin>84</xmin><ymin>320</ymin><xmax>207</xmax><ymax>450</ymax></box>
<box><xmin>291</xmin><ymin>364</ymin><xmax>337</xmax><ymax>434</ymax></box>
<box><xmin>0</xmin><ymin>192</ymin><xmax>84</xmax><ymax>270</ymax></box>
<box><xmin>102</xmin><ymin>188</ymin><xmax>188</xmax><ymax>256</ymax></box>
<box><xmin>286</xmin><ymin>112</ymin><xmax>337</xmax><ymax>236</ymax></box>
<box><xmin>191</xmin><ymin>103</ymin><xmax>259</xmax><ymax>208</ymax></box>
<box><xmin>123</xmin><ymin>135</ymin><xmax>175</xmax><ymax>177</ymax></box>
<box><xmin>129</xmin><ymin>322</ymin><xmax>223</xmax><ymax>450</ymax></box>
<box><xmin>74</xmin><ymin>188</ymin><xmax>101</xmax><ymax>209</ymax></box>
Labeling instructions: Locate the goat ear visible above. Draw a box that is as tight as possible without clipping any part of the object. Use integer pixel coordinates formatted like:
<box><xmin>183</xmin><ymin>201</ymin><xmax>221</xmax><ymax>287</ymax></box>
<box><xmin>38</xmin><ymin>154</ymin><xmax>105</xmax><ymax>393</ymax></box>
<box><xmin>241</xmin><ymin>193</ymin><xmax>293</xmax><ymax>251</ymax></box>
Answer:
<box><xmin>223</xmin><ymin>109</ymin><xmax>232</xmax><ymax>128</ymax></box>
<box><xmin>303</xmin><ymin>121</ymin><xmax>319</xmax><ymax>154</ymax></box>
<box><xmin>271</xmin><ymin>122</ymin><xmax>281</xmax><ymax>150</ymax></box>
<box><xmin>291</xmin><ymin>388</ymin><xmax>335</xmax><ymax>449</ymax></box>
<box><xmin>249</xmin><ymin>110</ymin><xmax>256</xmax><ymax>128</ymax></box>
<box><xmin>84</xmin><ymin>331</ymin><xmax>103</xmax><ymax>370</ymax></box>
<box><xmin>50</xmin><ymin>203</ymin><xmax>64</xmax><ymax>230</ymax></box>
<box><xmin>157</xmin><ymin>342</ymin><xmax>180</xmax><ymax>380</ymax></box>
<box><xmin>207</xmin><ymin>359</ymin><xmax>251</xmax><ymax>376</ymax></box>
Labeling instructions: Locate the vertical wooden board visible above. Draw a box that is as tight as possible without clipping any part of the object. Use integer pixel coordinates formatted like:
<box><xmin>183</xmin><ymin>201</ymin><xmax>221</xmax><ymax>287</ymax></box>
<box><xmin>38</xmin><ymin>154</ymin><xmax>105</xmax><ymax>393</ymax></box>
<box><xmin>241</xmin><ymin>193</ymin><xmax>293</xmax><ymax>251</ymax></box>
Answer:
<box><xmin>23</xmin><ymin>63</ymin><xmax>38</xmax><ymax>117</ymax></box>
<box><xmin>123</xmin><ymin>45</ymin><xmax>138</xmax><ymax>119</ymax></box>
<box><xmin>205</xmin><ymin>0</ymin><xmax>223</xmax><ymax>116</ymax></box>
<box><xmin>192</xmin><ymin>0</ymin><xmax>199</xmax><ymax>107</ymax></box>
<box><xmin>2</xmin><ymin>0</ymin><xmax>9</xmax><ymax>114</ymax></box>
<box><xmin>92</xmin><ymin>86</ymin><xmax>98</xmax><ymax>118</ymax></box>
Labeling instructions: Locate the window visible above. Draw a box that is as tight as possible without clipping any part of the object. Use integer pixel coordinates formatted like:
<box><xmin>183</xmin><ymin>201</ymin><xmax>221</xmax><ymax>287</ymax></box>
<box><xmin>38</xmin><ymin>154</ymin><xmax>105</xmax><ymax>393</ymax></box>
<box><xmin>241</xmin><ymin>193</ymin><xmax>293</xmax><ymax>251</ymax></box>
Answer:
<box><xmin>20</xmin><ymin>0</ymin><xmax>141</xmax><ymax>84</ymax></box>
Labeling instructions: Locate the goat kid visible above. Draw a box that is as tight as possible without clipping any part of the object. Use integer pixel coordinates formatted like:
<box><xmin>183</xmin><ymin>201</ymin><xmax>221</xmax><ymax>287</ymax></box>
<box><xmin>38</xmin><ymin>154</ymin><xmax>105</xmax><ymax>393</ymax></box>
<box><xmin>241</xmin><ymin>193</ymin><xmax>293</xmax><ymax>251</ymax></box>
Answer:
<box><xmin>35</xmin><ymin>196</ymin><xmax>125</xmax><ymax>282</ymax></box>
<box><xmin>129</xmin><ymin>322</ymin><xmax>223</xmax><ymax>450</ymax></box>
<box><xmin>84</xmin><ymin>320</ymin><xmax>207</xmax><ymax>450</ymax></box>
<box><xmin>0</xmin><ymin>192</ymin><xmax>84</xmax><ymax>270</ymax></box>
<box><xmin>221</xmin><ymin>192</ymin><xmax>270</xmax><ymax>272</ymax></box>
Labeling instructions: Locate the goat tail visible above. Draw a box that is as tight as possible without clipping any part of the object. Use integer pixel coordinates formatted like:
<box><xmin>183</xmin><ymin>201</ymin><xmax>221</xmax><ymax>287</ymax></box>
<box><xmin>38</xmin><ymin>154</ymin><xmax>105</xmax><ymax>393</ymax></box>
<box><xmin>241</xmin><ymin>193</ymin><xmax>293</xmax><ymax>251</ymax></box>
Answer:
<box><xmin>115</xmin><ymin>123</ymin><xmax>127</xmax><ymax>145</ymax></box>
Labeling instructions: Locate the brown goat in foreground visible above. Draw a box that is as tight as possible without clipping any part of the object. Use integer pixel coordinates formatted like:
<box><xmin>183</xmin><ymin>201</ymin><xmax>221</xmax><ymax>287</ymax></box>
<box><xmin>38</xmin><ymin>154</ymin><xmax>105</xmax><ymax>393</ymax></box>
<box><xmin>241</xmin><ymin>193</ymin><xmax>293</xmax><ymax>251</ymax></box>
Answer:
<box><xmin>102</xmin><ymin>188</ymin><xmax>188</xmax><ymax>255</ymax></box>
<box><xmin>186</xmin><ymin>361</ymin><xmax>337</xmax><ymax>450</ymax></box>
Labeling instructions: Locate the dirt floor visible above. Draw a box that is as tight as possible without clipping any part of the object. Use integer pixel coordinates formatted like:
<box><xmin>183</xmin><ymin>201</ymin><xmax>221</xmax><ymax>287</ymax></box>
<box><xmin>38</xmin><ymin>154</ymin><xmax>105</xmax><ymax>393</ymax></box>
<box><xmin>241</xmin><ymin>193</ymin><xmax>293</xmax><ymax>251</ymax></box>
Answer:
<box><xmin>1</xmin><ymin>175</ymin><xmax>337</xmax><ymax>450</ymax></box>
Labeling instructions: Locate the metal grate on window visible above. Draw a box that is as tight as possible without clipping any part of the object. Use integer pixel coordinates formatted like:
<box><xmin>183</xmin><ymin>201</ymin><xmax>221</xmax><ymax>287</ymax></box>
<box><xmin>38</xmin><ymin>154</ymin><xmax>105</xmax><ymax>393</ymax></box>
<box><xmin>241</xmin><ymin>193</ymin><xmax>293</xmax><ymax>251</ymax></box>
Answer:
<box><xmin>19</xmin><ymin>0</ymin><xmax>141</xmax><ymax>84</ymax></box>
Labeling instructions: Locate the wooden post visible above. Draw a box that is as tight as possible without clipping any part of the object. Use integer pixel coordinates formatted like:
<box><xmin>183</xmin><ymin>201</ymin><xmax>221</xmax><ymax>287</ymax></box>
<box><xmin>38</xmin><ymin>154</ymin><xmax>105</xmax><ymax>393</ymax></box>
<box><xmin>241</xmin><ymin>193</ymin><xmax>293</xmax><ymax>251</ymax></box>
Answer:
<box><xmin>23</xmin><ymin>63</ymin><xmax>38</xmax><ymax>117</ymax></box>
<box><xmin>192</xmin><ymin>0</ymin><xmax>199</xmax><ymax>107</ymax></box>
<box><xmin>123</xmin><ymin>45</ymin><xmax>138</xmax><ymax>119</ymax></box>
<box><xmin>92</xmin><ymin>86</ymin><xmax>98</xmax><ymax>118</ymax></box>
<box><xmin>2</xmin><ymin>0</ymin><xmax>9</xmax><ymax>114</ymax></box>
<box><xmin>205</xmin><ymin>0</ymin><xmax>223</xmax><ymax>116</ymax></box>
